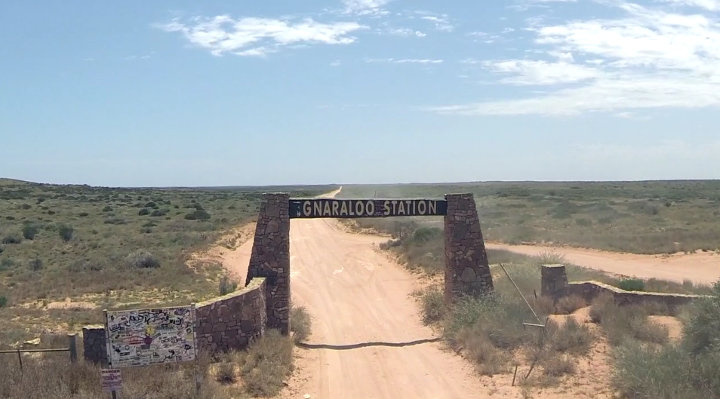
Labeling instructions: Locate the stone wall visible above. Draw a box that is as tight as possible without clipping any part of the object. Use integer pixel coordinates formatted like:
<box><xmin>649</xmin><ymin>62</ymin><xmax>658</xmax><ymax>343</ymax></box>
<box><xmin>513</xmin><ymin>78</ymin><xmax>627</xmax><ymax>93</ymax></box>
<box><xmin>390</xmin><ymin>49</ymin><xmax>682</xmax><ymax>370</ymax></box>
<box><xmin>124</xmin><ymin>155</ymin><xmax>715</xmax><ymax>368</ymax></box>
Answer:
<box><xmin>444</xmin><ymin>193</ymin><xmax>494</xmax><ymax>303</ymax></box>
<box><xmin>195</xmin><ymin>277</ymin><xmax>267</xmax><ymax>353</ymax></box>
<box><xmin>245</xmin><ymin>193</ymin><xmax>291</xmax><ymax>334</ymax></box>
<box><xmin>540</xmin><ymin>264</ymin><xmax>705</xmax><ymax>308</ymax></box>
<box><xmin>82</xmin><ymin>325</ymin><xmax>107</xmax><ymax>365</ymax></box>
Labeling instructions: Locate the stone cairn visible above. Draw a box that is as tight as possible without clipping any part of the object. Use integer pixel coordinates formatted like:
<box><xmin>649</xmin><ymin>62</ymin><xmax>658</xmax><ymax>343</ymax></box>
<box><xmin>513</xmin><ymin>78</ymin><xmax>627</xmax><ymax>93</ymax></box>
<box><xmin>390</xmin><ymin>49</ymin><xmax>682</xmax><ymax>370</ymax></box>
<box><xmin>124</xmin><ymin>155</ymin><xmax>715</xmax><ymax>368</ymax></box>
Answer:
<box><xmin>245</xmin><ymin>193</ymin><xmax>291</xmax><ymax>335</ymax></box>
<box><xmin>444</xmin><ymin>193</ymin><xmax>494</xmax><ymax>303</ymax></box>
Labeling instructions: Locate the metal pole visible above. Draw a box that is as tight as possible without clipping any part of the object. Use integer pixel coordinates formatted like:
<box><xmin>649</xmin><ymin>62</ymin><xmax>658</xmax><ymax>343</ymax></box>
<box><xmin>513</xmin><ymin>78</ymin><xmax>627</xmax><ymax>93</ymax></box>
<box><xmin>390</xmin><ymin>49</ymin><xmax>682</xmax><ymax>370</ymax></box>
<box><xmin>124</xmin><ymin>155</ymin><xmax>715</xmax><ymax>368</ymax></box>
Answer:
<box><xmin>17</xmin><ymin>349</ymin><xmax>22</xmax><ymax>373</ymax></box>
<box><xmin>499</xmin><ymin>263</ymin><xmax>541</xmax><ymax>323</ymax></box>
<box><xmin>68</xmin><ymin>334</ymin><xmax>77</xmax><ymax>363</ymax></box>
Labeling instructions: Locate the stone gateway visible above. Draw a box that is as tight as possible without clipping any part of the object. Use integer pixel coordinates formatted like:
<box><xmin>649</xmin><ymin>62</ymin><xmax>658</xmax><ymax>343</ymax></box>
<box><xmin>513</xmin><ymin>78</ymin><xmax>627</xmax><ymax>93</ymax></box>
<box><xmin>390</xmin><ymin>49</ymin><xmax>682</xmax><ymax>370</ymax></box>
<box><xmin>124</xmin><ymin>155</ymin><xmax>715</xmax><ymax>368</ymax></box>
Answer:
<box><xmin>246</xmin><ymin>192</ymin><xmax>493</xmax><ymax>335</ymax></box>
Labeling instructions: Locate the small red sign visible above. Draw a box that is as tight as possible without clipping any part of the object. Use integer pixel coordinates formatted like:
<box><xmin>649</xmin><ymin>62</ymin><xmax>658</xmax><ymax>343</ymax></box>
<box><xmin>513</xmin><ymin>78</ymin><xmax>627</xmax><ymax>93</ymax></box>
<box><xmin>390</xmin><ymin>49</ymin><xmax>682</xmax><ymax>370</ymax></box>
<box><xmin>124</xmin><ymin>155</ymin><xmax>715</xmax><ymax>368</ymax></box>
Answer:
<box><xmin>101</xmin><ymin>368</ymin><xmax>122</xmax><ymax>392</ymax></box>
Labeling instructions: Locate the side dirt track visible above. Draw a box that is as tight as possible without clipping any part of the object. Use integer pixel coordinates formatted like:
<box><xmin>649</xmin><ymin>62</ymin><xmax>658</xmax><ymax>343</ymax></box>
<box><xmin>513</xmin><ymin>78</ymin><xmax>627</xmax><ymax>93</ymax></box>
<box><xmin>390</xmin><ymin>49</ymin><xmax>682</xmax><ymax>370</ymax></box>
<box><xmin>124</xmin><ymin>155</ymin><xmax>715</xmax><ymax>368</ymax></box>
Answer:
<box><xmin>486</xmin><ymin>242</ymin><xmax>720</xmax><ymax>285</ymax></box>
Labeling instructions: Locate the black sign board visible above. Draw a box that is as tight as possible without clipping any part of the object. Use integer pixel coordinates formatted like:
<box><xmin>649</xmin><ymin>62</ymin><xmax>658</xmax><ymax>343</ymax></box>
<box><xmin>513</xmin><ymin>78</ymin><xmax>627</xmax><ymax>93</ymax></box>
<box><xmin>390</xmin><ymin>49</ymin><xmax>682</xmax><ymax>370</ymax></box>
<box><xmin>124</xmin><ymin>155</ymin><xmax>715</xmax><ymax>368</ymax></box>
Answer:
<box><xmin>289</xmin><ymin>198</ymin><xmax>447</xmax><ymax>218</ymax></box>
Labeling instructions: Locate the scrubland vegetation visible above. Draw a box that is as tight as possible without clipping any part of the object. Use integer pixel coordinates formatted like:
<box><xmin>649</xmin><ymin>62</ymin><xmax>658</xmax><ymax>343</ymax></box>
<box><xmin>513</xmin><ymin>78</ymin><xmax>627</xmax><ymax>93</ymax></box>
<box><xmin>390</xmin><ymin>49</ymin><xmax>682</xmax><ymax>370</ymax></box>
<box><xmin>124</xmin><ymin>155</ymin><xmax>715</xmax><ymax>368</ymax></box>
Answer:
<box><xmin>0</xmin><ymin>328</ymin><xmax>296</xmax><ymax>399</ymax></box>
<box><xmin>341</xmin><ymin>180</ymin><xmax>720</xmax><ymax>254</ymax></box>
<box><xmin>0</xmin><ymin>178</ymin><xmax>333</xmax><ymax>346</ymax></box>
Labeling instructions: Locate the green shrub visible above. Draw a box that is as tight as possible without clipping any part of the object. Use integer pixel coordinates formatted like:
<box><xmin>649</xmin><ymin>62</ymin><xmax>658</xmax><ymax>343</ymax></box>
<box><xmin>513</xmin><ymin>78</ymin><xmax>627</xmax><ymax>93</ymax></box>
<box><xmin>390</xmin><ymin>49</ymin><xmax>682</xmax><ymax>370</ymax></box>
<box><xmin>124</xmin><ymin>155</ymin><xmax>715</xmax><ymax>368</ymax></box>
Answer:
<box><xmin>58</xmin><ymin>224</ymin><xmax>73</xmax><ymax>242</ymax></box>
<box><xmin>420</xmin><ymin>288</ymin><xmax>445</xmax><ymax>324</ymax></box>
<box><xmin>102</xmin><ymin>205</ymin><xmax>113</xmax><ymax>212</ymax></box>
<box><xmin>290</xmin><ymin>306</ymin><xmax>312</xmax><ymax>343</ymax></box>
<box><xmin>2</xmin><ymin>234</ymin><xmax>22</xmax><ymax>244</ymax></box>
<box><xmin>125</xmin><ymin>250</ymin><xmax>160</xmax><ymax>268</ymax></box>
<box><xmin>0</xmin><ymin>296</ymin><xmax>7</xmax><ymax>308</ymax></box>
<box><xmin>22</xmin><ymin>224</ymin><xmax>39</xmax><ymax>240</ymax></box>
<box><xmin>618</xmin><ymin>279</ymin><xmax>645</xmax><ymax>292</ymax></box>
<box><xmin>684</xmin><ymin>281</ymin><xmax>720</xmax><ymax>354</ymax></box>
<box><xmin>138</xmin><ymin>208</ymin><xmax>149</xmax><ymax>216</ymax></box>
<box><xmin>185</xmin><ymin>209</ymin><xmax>211</xmax><ymax>220</ymax></box>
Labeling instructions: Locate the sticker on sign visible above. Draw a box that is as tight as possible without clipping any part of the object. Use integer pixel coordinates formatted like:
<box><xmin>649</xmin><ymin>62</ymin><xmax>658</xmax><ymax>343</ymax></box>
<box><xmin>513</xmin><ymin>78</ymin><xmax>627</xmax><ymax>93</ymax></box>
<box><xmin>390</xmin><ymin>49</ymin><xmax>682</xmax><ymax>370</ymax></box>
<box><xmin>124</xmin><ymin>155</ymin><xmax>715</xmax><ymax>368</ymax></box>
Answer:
<box><xmin>101</xmin><ymin>368</ymin><xmax>122</xmax><ymax>392</ymax></box>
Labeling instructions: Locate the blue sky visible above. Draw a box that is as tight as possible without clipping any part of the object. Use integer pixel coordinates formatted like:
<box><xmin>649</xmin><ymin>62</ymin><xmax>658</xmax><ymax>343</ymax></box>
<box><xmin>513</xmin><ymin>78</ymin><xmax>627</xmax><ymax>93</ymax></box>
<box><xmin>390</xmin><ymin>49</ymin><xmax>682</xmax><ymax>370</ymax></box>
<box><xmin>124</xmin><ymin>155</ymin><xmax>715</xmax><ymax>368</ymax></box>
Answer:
<box><xmin>1</xmin><ymin>0</ymin><xmax>719</xmax><ymax>186</ymax></box>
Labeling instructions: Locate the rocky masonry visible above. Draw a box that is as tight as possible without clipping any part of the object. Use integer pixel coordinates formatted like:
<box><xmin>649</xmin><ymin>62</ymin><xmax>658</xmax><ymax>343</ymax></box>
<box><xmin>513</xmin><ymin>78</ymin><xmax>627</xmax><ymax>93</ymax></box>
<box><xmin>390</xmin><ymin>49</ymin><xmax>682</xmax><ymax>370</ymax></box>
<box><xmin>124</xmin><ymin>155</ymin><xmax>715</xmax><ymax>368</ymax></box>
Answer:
<box><xmin>540</xmin><ymin>264</ymin><xmax>705</xmax><ymax>307</ymax></box>
<box><xmin>195</xmin><ymin>277</ymin><xmax>267</xmax><ymax>352</ymax></box>
<box><xmin>245</xmin><ymin>193</ymin><xmax>291</xmax><ymax>334</ymax></box>
<box><xmin>444</xmin><ymin>193</ymin><xmax>494</xmax><ymax>303</ymax></box>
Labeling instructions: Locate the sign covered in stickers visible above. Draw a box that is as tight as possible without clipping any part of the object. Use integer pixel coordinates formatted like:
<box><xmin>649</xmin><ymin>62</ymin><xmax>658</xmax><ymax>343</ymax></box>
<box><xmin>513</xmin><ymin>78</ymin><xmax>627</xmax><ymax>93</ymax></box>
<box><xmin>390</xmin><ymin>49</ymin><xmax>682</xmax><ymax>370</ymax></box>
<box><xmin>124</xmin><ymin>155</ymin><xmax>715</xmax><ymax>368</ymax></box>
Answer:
<box><xmin>105</xmin><ymin>306</ymin><xmax>196</xmax><ymax>367</ymax></box>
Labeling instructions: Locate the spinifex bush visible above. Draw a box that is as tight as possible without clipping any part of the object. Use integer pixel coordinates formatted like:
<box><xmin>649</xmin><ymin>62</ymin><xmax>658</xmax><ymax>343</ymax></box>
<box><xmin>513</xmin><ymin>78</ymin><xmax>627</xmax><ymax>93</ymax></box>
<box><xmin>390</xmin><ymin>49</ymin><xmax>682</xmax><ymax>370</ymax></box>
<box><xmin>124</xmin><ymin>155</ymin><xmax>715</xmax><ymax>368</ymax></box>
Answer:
<box><xmin>58</xmin><ymin>223</ymin><xmax>74</xmax><ymax>242</ymax></box>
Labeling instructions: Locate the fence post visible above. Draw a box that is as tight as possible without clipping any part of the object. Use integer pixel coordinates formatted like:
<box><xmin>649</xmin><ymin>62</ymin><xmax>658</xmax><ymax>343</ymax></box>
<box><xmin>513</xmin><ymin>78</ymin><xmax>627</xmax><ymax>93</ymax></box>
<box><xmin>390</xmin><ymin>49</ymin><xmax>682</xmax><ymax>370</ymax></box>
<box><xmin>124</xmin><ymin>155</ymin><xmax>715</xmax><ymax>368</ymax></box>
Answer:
<box><xmin>17</xmin><ymin>349</ymin><xmax>23</xmax><ymax>373</ymax></box>
<box><xmin>68</xmin><ymin>334</ymin><xmax>77</xmax><ymax>363</ymax></box>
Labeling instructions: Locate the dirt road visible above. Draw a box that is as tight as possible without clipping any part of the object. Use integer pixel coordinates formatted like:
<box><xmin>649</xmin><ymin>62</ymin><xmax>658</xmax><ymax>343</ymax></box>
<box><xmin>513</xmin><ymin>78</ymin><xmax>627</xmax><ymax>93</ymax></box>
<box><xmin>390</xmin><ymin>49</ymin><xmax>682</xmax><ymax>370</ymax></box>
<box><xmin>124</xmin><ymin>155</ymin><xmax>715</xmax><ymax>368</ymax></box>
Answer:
<box><xmin>216</xmin><ymin>198</ymin><xmax>485</xmax><ymax>399</ymax></box>
<box><xmin>487</xmin><ymin>242</ymin><xmax>720</xmax><ymax>285</ymax></box>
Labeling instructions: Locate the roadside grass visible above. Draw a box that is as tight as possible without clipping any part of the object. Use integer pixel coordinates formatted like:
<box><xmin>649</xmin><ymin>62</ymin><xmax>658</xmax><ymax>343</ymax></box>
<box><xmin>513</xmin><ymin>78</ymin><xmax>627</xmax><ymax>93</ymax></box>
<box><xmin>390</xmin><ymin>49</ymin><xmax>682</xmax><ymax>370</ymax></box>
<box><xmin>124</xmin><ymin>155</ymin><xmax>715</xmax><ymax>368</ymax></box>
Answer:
<box><xmin>0</xmin><ymin>179</ymin><xmax>334</xmax><ymax>346</ymax></box>
<box><xmin>290</xmin><ymin>305</ymin><xmax>312</xmax><ymax>343</ymax></box>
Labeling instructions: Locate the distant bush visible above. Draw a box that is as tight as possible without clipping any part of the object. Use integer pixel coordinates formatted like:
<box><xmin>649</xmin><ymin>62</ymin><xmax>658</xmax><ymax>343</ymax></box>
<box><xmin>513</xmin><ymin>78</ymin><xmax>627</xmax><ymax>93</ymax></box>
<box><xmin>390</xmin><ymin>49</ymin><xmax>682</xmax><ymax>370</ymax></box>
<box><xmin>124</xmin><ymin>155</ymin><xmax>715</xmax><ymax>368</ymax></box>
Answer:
<box><xmin>21</xmin><ymin>204</ymin><xmax>31</xmax><ymax>210</ymax></box>
<box><xmin>125</xmin><ymin>250</ymin><xmax>160</xmax><ymax>268</ymax></box>
<box><xmin>28</xmin><ymin>258</ymin><xmax>43</xmax><ymax>272</ymax></box>
<box><xmin>138</xmin><ymin>208</ymin><xmax>149</xmax><ymax>216</ymax></box>
<box><xmin>290</xmin><ymin>306</ymin><xmax>312</xmax><ymax>343</ymax></box>
<box><xmin>185</xmin><ymin>209</ymin><xmax>211</xmax><ymax>221</ymax></box>
<box><xmin>0</xmin><ymin>258</ymin><xmax>14</xmax><ymax>270</ymax></box>
<box><xmin>150</xmin><ymin>209</ymin><xmax>167</xmax><ymax>217</ymax></box>
<box><xmin>58</xmin><ymin>224</ymin><xmax>74</xmax><ymax>241</ymax></box>
<box><xmin>2</xmin><ymin>234</ymin><xmax>22</xmax><ymax>244</ymax></box>
<box><xmin>0</xmin><ymin>295</ymin><xmax>7</xmax><ymax>308</ymax></box>
<box><xmin>102</xmin><ymin>205</ymin><xmax>113</xmax><ymax>212</ymax></box>
<box><xmin>618</xmin><ymin>279</ymin><xmax>645</xmax><ymax>292</ymax></box>
<box><xmin>22</xmin><ymin>224</ymin><xmax>39</xmax><ymax>240</ymax></box>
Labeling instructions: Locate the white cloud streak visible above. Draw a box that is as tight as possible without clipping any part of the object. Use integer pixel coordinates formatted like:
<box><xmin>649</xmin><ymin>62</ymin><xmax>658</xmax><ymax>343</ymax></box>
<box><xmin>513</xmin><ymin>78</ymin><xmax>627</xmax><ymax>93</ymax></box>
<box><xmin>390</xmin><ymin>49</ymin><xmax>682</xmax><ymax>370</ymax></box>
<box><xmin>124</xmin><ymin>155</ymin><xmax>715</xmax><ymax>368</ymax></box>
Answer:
<box><xmin>343</xmin><ymin>0</ymin><xmax>391</xmax><ymax>15</ymax></box>
<box><xmin>366</xmin><ymin>58</ymin><xmax>444</xmax><ymax>64</ymax></box>
<box><xmin>433</xmin><ymin>1</ymin><xmax>720</xmax><ymax>116</ymax></box>
<box><xmin>159</xmin><ymin>16</ymin><xmax>367</xmax><ymax>56</ymax></box>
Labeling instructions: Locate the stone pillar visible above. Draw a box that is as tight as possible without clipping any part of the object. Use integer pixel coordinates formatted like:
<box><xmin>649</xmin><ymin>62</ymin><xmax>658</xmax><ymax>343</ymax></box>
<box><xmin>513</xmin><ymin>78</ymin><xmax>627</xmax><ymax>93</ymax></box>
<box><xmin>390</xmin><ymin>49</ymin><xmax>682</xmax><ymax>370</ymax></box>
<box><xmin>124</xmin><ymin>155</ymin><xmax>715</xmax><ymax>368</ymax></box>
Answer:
<box><xmin>82</xmin><ymin>325</ymin><xmax>108</xmax><ymax>365</ymax></box>
<box><xmin>246</xmin><ymin>193</ymin><xmax>291</xmax><ymax>334</ymax></box>
<box><xmin>540</xmin><ymin>264</ymin><xmax>568</xmax><ymax>298</ymax></box>
<box><xmin>444</xmin><ymin>193</ymin><xmax>493</xmax><ymax>303</ymax></box>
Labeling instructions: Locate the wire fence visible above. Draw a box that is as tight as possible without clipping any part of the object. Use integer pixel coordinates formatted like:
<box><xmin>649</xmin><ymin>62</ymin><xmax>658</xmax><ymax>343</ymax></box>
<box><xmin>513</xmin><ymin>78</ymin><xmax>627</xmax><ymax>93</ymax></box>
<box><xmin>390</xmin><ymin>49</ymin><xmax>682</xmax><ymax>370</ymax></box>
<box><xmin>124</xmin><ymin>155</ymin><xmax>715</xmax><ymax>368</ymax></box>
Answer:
<box><xmin>0</xmin><ymin>334</ymin><xmax>77</xmax><ymax>373</ymax></box>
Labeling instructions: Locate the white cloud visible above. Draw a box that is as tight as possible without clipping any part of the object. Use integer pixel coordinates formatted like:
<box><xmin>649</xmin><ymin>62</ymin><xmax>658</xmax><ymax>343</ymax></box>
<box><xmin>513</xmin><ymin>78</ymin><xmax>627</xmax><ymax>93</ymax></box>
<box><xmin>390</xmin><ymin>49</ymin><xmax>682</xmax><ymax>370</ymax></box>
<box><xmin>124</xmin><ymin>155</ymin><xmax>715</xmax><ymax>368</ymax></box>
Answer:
<box><xmin>159</xmin><ymin>16</ymin><xmax>367</xmax><ymax>56</ymax></box>
<box><xmin>662</xmin><ymin>0</ymin><xmax>720</xmax><ymax>10</ymax></box>
<box><xmin>343</xmin><ymin>0</ymin><xmax>390</xmax><ymax>15</ymax></box>
<box><xmin>366</xmin><ymin>58</ymin><xmax>443</xmax><ymax>64</ymax></box>
<box><xmin>417</xmin><ymin>13</ymin><xmax>454</xmax><ymax>32</ymax></box>
<box><xmin>484</xmin><ymin>59</ymin><xmax>600</xmax><ymax>85</ymax></box>
<box><xmin>386</xmin><ymin>27</ymin><xmax>427</xmax><ymax>37</ymax></box>
<box><xmin>433</xmin><ymin>1</ymin><xmax>720</xmax><ymax>116</ymax></box>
